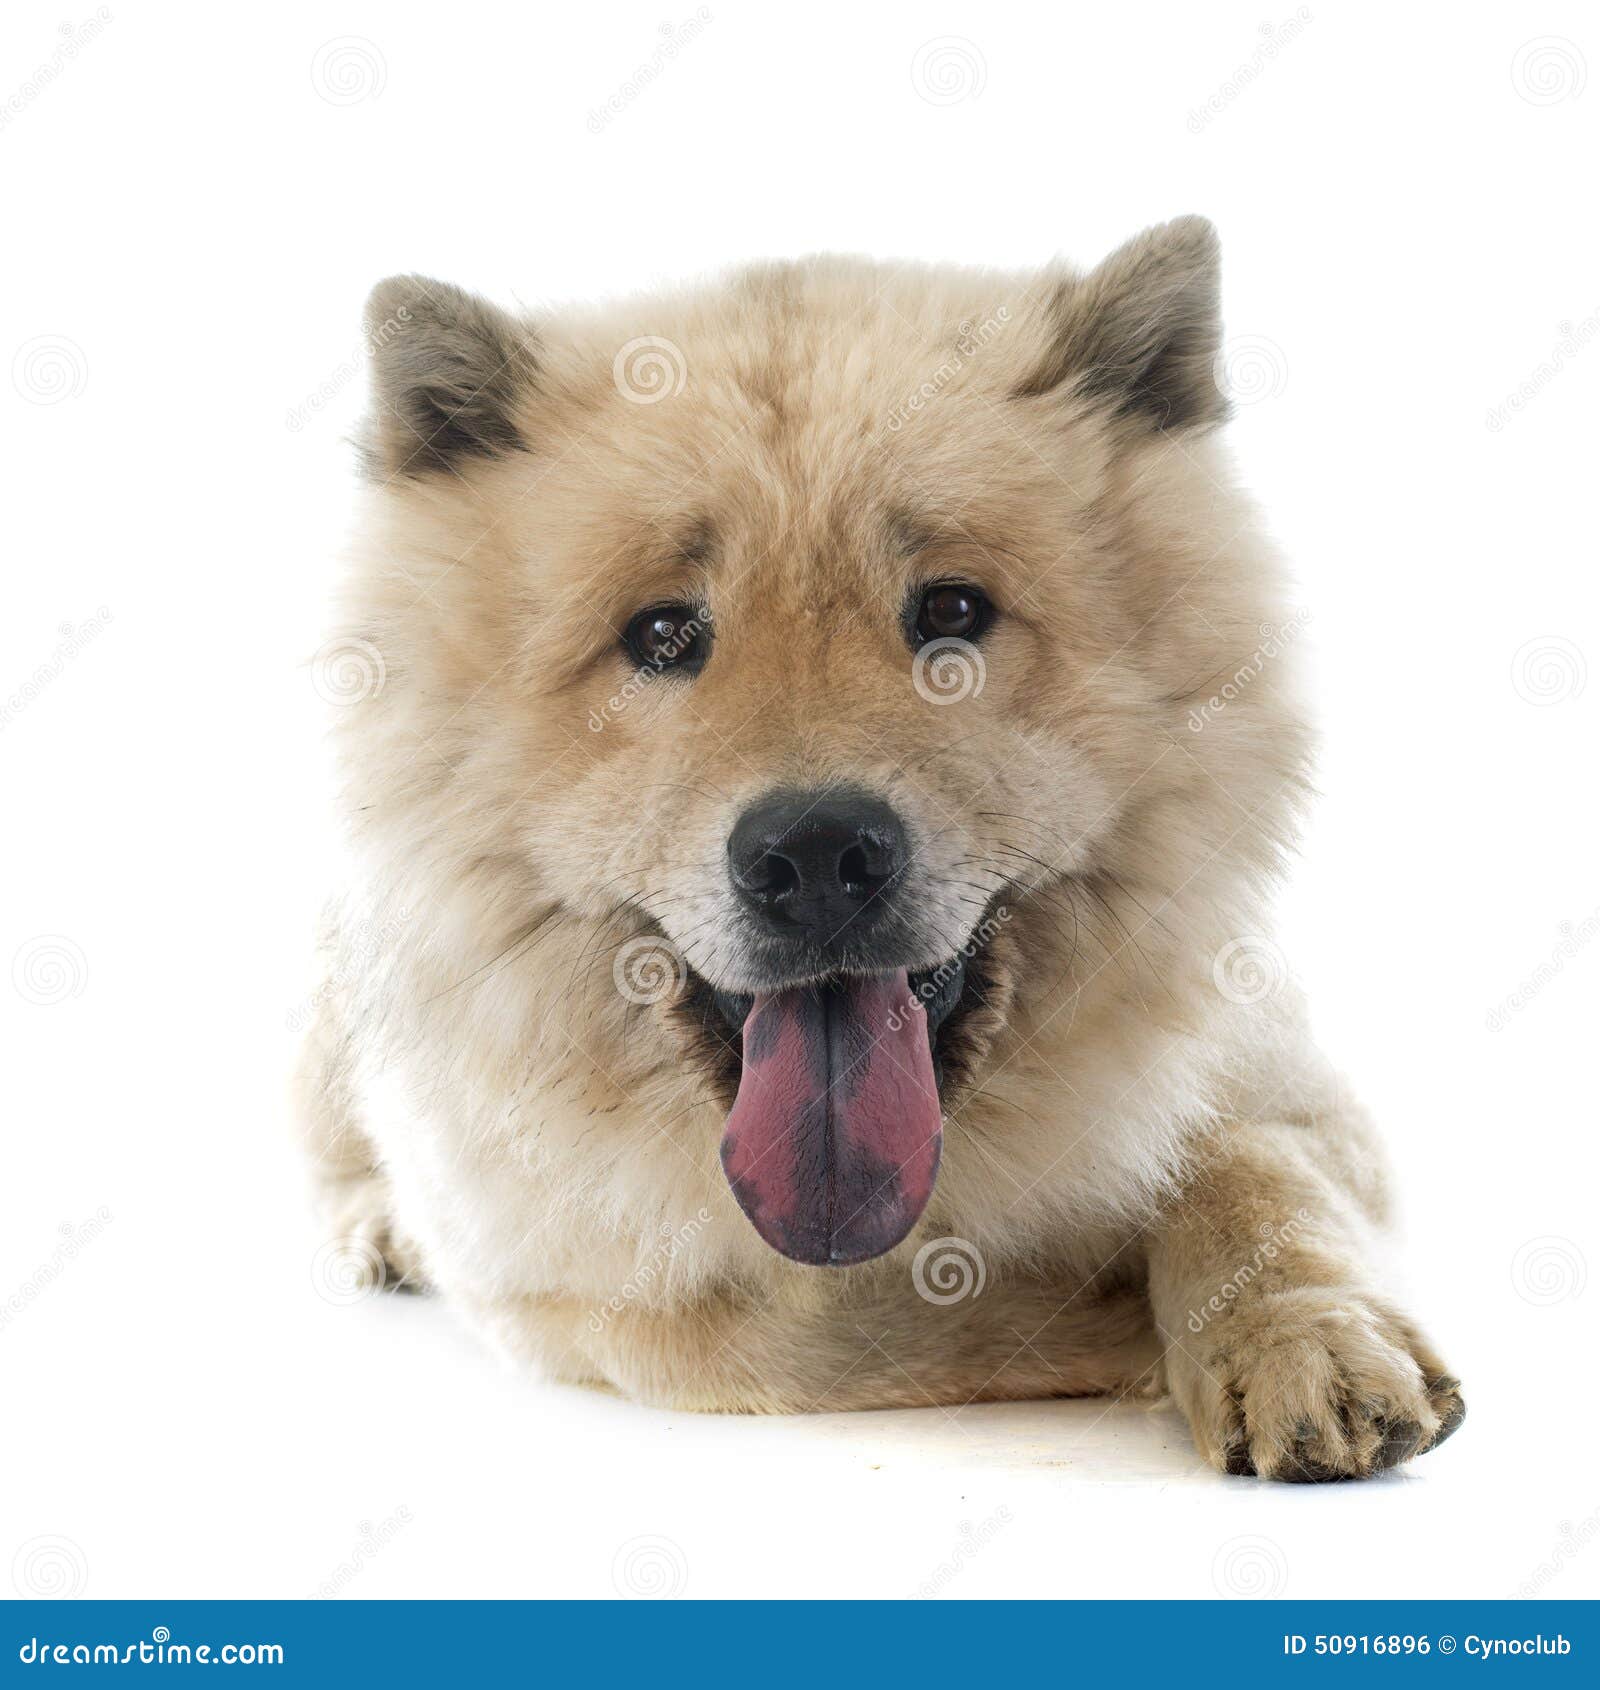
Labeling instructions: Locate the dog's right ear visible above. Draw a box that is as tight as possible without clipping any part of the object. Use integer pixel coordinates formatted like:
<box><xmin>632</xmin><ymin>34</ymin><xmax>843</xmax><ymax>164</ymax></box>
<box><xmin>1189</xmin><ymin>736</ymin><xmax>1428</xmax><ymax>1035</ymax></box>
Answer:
<box><xmin>1016</xmin><ymin>216</ymin><xmax>1226</xmax><ymax>434</ymax></box>
<box><xmin>359</xmin><ymin>275</ymin><xmax>538</xmax><ymax>480</ymax></box>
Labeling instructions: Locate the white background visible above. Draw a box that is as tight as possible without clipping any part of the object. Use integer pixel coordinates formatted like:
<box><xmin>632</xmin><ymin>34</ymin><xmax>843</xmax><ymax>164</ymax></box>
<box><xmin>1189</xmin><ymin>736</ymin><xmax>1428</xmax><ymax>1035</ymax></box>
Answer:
<box><xmin>2</xmin><ymin>0</ymin><xmax>1596</xmax><ymax>1602</ymax></box>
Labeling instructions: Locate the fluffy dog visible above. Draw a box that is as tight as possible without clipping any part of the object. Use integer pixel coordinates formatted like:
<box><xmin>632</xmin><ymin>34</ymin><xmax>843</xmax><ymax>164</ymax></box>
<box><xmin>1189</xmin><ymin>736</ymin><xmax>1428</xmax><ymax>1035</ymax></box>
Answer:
<box><xmin>297</xmin><ymin>218</ymin><xmax>1464</xmax><ymax>1480</ymax></box>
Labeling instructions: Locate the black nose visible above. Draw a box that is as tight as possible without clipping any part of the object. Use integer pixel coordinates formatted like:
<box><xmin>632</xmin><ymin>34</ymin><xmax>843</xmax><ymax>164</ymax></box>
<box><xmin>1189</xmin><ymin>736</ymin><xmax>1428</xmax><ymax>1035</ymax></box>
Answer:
<box><xmin>728</xmin><ymin>788</ymin><xmax>909</xmax><ymax>943</ymax></box>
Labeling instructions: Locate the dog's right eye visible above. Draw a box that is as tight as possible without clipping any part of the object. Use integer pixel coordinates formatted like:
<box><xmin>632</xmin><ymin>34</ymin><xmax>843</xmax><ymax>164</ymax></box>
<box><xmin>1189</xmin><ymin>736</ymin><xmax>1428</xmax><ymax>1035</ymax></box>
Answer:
<box><xmin>624</xmin><ymin>605</ymin><xmax>710</xmax><ymax>672</ymax></box>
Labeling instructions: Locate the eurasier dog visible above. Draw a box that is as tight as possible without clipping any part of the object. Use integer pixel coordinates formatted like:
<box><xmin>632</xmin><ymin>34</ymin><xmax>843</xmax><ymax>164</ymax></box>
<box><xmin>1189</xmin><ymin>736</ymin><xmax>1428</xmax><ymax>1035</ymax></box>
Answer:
<box><xmin>298</xmin><ymin>218</ymin><xmax>1464</xmax><ymax>1480</ymax></box>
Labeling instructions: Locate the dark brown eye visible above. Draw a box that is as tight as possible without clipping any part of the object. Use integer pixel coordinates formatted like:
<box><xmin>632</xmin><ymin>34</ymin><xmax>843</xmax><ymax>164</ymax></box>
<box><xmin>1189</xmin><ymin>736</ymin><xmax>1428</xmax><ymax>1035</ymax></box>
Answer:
<box><xmin>624</xmin><ymin>604</ymin><xmax>710</xmax><ymax>671</ymax></box>
<box><xmin>915</xmin><ymin>584</ymin><xmax>988</xmax><ymax>643</ymax></box>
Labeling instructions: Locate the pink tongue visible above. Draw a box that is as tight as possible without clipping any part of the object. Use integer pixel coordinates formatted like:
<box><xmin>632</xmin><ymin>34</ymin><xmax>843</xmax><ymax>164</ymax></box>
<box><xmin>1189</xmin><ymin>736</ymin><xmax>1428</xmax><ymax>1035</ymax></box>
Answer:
<box><xmin>719</xmin><ymin>972</ymin><xmax>942</xmax><ymax>1266</ymax></box>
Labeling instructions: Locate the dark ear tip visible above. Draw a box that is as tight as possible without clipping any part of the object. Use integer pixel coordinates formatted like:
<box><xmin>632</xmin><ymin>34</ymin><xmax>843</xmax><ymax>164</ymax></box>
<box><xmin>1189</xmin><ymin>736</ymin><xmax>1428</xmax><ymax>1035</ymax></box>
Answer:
<box><xmin>363</xmin><ymin>273</ymin><xmax>441</xmax><ymax>338</ymax></box>
<box><xmin>1144</xmin><ymin>215</ymin><xmax>1221</xmax><ymax>278</ymax></box>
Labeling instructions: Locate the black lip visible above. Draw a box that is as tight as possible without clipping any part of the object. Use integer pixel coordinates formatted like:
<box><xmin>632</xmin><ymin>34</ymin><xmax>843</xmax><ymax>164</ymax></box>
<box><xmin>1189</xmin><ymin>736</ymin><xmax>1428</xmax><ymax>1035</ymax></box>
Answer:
<box><xmin>710</xmin><ymin>953</ymin><xmax>967</xmax><ymax>1047</ymax></box>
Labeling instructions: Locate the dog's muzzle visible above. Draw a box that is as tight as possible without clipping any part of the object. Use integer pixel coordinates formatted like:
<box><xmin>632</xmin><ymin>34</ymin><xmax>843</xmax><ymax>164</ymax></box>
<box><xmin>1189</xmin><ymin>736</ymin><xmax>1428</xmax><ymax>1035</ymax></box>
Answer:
<box><xmin>711</xmin><ymin>787</ymin><xmax>967</xmax><ymax>1268</ymax></box>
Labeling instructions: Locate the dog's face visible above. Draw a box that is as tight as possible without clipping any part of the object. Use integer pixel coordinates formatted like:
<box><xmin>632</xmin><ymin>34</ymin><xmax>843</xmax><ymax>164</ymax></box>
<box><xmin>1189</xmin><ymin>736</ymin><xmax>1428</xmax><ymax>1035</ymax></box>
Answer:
<box><xmin>343</xmin><ymin>220</ymin><xmax>1307</xmax><ymax>1268</ymax></box>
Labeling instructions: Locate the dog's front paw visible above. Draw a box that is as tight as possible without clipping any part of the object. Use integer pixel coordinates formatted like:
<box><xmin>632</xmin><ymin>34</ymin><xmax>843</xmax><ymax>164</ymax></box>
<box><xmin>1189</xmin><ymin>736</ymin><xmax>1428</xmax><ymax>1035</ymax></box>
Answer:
<box><xmin>316</xmin><ymin>1176</ymin><xmax>429</xmax><ymax>1295</ymax></box>
<box><xmin>1173</xmin><ymin>1288</ymin><xmax>1465</xmax><ymax>1481</ymax></box>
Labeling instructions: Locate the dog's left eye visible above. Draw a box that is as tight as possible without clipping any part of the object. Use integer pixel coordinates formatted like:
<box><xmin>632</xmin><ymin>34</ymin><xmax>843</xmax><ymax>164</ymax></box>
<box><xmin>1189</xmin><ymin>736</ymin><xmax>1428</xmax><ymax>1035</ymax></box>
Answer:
<box><xmin>625</xmin><ymin>604</ymin><xmax>710</xmax><ymax>671</ymax></box>
<box><xmin>915</xmin><ymin>583</ymin><xmax>988</xmax><ymax>643</ymax></box>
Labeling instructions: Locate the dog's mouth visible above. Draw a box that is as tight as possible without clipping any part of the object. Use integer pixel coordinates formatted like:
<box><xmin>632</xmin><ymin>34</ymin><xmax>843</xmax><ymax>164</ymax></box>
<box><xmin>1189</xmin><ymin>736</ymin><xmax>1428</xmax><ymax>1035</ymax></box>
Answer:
<box><xmin>689</xmin><ymin>958</ymin><xmax>967</xmax><ymax>1267</ymax></box>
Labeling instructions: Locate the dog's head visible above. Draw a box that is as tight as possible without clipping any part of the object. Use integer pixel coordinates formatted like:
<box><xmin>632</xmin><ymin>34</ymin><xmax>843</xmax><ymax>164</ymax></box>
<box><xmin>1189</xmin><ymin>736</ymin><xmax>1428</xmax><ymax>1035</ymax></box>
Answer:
<box><xmin>339</xmin><ymin>219</ymin><xmax>1310</xmax><ymax>1267</ymax></box>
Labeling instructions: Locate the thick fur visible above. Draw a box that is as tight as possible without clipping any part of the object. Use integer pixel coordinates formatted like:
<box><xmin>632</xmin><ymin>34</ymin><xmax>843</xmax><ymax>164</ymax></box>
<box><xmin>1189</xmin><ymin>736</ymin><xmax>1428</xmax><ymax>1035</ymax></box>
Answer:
<box><xmin>298</xmin><ymin>219</ymin><xmax>1463</xmax><ymax>1479</ymax></box>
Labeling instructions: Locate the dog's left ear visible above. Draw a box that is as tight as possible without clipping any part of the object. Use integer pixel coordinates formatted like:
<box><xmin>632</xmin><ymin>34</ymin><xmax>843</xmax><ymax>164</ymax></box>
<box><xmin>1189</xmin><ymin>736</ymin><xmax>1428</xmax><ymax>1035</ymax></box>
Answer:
<box><xmin>1017</xmin><ymin>215</ymin><xmax>1226</xmax><ymax>433</ymax></box>
<box><xmin>359</xmin><ymin>274</ymin><xmax>539</xmax><ymax>480</ymax></box>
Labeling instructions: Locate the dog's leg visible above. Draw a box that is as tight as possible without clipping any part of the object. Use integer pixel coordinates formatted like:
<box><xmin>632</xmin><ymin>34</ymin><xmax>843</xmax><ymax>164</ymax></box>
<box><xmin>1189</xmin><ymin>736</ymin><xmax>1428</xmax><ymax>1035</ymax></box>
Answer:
<box><xmin>1146</xmin><ymin>1103</ymin><xmax>1464</xmax><ymax>1480</ymax></box>
<box><xmin>484</xmin><ymin>1273</ymin><xmax>1164</xmax><ymax>1413</ymax></box>
<box><xmin>291</xmin><ymin>957</ymin><xmax>426</xmax><ymax>1293</ymax></box>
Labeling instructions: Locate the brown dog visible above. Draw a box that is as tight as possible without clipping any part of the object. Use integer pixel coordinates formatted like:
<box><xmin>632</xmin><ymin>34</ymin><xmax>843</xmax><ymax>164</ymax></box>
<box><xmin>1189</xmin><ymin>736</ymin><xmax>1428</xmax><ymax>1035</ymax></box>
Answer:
<box><xmin>297</xmin><ymin>218</ymin><xmax>1464</xmax><ymax>1480</ymax></box>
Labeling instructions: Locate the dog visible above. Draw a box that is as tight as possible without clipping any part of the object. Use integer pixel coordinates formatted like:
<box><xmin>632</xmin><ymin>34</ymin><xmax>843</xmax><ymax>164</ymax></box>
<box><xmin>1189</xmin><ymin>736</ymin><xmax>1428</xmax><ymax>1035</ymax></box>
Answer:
<box><xmin>297</xmin><ymin>217</ymin><xmax>1464</xmax><ymax>1480</ymax></box>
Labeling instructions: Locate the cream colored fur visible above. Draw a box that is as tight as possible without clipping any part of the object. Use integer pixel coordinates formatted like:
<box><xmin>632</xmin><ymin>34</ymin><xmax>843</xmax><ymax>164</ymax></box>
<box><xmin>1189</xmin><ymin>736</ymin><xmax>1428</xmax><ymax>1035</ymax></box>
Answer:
<box><xmin>296</xmin><ymin>220</ymin><xmax>1463</xmax><ymax>1479</ymax></box>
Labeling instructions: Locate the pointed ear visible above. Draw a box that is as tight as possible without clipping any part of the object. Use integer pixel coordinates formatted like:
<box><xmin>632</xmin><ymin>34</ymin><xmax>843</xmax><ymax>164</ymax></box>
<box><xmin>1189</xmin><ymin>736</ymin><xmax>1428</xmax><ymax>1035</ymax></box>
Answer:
<box><xmin>1016</xmin><ymin>216</ymin><xmax>1226</xmax><ymax>433</ymax></box>
<box><xmin>359</xmin><ymin>274</ymin><xmax>538</xmax><ymax>479</ymax></box>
